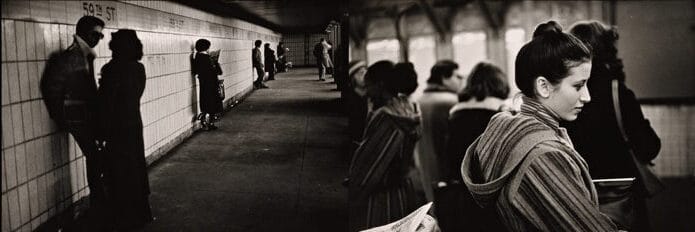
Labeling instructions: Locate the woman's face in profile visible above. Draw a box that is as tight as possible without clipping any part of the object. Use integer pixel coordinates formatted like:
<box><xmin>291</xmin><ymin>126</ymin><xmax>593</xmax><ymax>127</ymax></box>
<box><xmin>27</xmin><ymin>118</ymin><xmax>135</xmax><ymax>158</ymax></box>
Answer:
<box><xmin>545</xmin><ymin>61</ymin><xmax>592</xmax><ymax>121</ymax></box>
<box><xmin>353</xmin><ymin>67</ymin><xmax>367</xmax><ymax>89</ymax></box>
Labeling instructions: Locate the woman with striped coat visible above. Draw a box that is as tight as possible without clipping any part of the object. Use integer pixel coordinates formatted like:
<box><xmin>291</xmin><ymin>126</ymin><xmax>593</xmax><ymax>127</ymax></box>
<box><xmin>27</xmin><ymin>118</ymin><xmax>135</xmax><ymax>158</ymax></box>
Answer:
<box><xmin>460</xmin><ymin>21</ymin><xmax>620</xmax><ymax>231</ymax></box>
<box><xmin>348</xmin><ymin>61</ymin><xmax>425</xmax><ymax>231</ymax></box>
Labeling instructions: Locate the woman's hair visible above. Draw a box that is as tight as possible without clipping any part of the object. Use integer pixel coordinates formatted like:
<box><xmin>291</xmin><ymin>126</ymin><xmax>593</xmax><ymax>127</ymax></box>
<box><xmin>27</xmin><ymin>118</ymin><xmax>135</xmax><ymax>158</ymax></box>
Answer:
<box><xmin>109</xmin><ymin>29</ymin><xmax>143</xmax><ymax>61</ymax></box>
<box><xmin>365</xmin><ymin>60</ymin><xmax>394</xmax><ymax>90</ymax></box>
<box><xmin>570</xmin><ymin>21</ymin><xmax>625</xmax><ymax>82</ymax></box>
<box><xmin>365</xmin><ymin>61</ymin><xmax>419</xmax><ymax>97</ymax></box>
<box><xmin>427</xmin><ymin>60</ymin><xmax>459</xmax><ymax>85</ymax></box>
<box><xmin>459</xmin><ymin>62</ymin><xmax>510</xmax><ymax>102</ymax></box>
<box><xmin>391</xmin><ymin>62</ymin><xmax>419</xmax><ymax>95</ymax></box>
<box><xmin>515</xmin><ymin>21</ymin><xmax>592</xmax><ymax>97</ymax></box>
<box><xmin>195</xmin><ymin>39</ymin><xmax>211</xmax><ymax>52</ymax></box>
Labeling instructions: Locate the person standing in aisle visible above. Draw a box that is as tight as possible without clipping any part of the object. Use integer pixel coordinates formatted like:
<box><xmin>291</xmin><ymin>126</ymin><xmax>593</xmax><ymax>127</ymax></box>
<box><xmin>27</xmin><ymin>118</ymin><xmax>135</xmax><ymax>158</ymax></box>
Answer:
<box><xmin>415</xmin><ymin>60</ymin><xmax>463</xmax><ymax>204</ymax></box>
<box><xmin>314</xmin><ymin>38</ymin><xmax>333</xmax><ymax>81</ymax></box>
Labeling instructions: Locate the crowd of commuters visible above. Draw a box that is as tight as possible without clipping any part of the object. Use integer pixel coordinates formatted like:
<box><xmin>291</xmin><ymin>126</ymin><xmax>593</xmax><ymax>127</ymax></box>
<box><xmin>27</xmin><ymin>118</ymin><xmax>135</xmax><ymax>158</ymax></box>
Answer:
<box><xmin>347</xmin><ymin>20</ymin><xmax>661</xmax><ymax>232</ymax></box>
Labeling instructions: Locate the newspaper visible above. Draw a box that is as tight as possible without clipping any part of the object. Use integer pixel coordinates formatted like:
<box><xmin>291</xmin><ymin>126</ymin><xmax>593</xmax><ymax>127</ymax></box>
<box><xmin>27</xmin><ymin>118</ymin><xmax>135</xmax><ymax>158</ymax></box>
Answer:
<box><xmin>209</xmin><ymin>49</ymin><xmax>221</xmax><ymax>62</ymax></box>
<box><xmin>361</xmin><ymin>202</ymin><xmax>438</xmax><ymax>232</ymax></box>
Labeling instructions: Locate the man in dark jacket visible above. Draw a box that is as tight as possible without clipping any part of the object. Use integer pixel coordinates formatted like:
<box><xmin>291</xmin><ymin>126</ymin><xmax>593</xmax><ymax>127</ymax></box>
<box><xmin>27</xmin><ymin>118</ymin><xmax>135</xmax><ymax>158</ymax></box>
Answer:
<box><xmin>40</xmin><ymin>16</ymin><xmax>107</xmax><ymax>214</ymax></box>
<box><xmin>252</xmin><ymin>40</ymin><xmax>268</xmax><ymax>88</ymax></box>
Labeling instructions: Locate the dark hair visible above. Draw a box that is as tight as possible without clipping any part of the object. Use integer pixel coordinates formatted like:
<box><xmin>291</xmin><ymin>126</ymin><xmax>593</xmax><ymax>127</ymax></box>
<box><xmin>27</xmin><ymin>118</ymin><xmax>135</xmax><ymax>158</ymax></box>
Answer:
<box><xmin>515</xmin><ymin>21</ymin><xmax>592</xmax><ymax>97</ymax></box>
<box><xmin>195</xmin><ymin>39</ymin><xmax>211</xmax><ymax>52</ymax></box>
<box><xmin>109</xmin><ymin>29</ymin><xmax>143</xmax><ymax>60</ymax></box>
<box><xmin>458</xmin><ymin>62</ymin><xmax>509</xmax><ymax>101</ymax></box>
<box><xmin>254</xmin><ymin>40</ymin><xmax>262</xmax><ymax>47</ymax></box>
<box><xmin>391</xmin><ymin>62</ymin><xmax>418</xmax><ymax>95</ymax></box>
<box><xmin>365</xmin><ymin>61</ymin><xmax>418</xmax><ymax>97</ymax></box>
<box><xmin>570</xmin><ymin>21</ymin><xmax>624</xmax><ymax>82</ymax></box>
<box><xmin>427</xmin><ymin>60</ymin><xmax>459</xmax><ymax>85</ymax></box>
<box><xmin>264</xmin><ymin>43</ymin><xmax>270</xmax><ymax>49</ymax></box>
<box><xmin>76</xmin><ymin>16</ymin><xmax>105</xmax><ymax>36</ymax></box>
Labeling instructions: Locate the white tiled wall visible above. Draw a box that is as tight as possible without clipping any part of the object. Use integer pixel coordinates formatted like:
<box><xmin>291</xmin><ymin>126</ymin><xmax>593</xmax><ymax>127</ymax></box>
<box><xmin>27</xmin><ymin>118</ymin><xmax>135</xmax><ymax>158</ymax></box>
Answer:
<box><xmin>1</xmin><ymin>1</ymin><xmax>280</xmax><ymax>231</ymax></box>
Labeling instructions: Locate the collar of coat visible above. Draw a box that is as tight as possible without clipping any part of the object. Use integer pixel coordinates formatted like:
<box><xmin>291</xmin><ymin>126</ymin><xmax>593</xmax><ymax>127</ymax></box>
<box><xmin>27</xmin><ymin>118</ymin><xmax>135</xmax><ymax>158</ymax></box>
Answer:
<box><xmin>423</xmin><ymin>83</ymin><xmax>456</xmax><ymax>93</ymax></box>
<box><xmin>449</xmin><ymin>97</ymin><xmax>506</xmax><ymax>114</ymax></box>
<box><xmin>73</xmin><ymin>34</ymin><xmax>96</xmax><ymax>59</ymax></box>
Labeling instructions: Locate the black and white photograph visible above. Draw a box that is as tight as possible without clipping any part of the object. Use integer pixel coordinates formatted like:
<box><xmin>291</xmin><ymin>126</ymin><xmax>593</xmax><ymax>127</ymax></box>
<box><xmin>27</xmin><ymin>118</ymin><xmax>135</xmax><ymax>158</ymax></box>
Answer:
<box><xmin>1</xmin><ymin>0</ymin><xmax>693</xmax><ymax>231</ymax></box>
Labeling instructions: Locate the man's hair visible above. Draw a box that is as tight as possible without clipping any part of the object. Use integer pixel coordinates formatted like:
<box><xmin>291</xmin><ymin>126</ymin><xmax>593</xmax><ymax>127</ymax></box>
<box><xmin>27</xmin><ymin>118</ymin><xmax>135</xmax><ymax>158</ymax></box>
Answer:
<box><xmin>255</xmin><ymin>40</ymin><xmax>262</xmax><ymax>47</ymax></box>
<box><xmin>427</xmin><ymin>60</ymin><xmax>459</xmax><ymax>85</ymax></box>
<box><xmin>76</xmin><ymin>16</ymin><xmax>105</xmax><ymax>36</ymax></box>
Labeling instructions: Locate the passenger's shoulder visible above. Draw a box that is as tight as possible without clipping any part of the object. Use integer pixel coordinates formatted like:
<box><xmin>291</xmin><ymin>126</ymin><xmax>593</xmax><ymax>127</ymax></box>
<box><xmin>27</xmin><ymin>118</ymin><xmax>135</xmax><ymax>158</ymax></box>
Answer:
<box><xmin>526</xmin><ymin>142</ymin><xmax>580</xmax><ymax>171</ymax></box>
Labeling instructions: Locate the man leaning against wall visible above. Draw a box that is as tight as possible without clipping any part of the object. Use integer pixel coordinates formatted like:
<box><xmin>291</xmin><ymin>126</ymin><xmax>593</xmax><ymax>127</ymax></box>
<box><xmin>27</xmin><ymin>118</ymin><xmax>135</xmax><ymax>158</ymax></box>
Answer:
<box><xmin>40</xmin><ymin>16</ymin><xmax>110</xmax><ymax>229</ymax></box>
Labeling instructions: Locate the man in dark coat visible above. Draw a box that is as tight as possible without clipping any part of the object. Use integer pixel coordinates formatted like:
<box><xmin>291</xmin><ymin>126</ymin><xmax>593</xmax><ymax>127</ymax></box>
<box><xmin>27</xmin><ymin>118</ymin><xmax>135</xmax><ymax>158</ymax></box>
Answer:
<box><xmin>252</xmin><ymin>40</ymin><xmax>268</xmax><ymax>88</ymax></box>
<box><xmin>264</xmin><ymin>43</ymin><xmax>277</xmax><ymax>81</ymax></box>
<box><xmin>40</xmin><ymin>16</ymin><xmax>107</xmax><ymax>214</ymax></box>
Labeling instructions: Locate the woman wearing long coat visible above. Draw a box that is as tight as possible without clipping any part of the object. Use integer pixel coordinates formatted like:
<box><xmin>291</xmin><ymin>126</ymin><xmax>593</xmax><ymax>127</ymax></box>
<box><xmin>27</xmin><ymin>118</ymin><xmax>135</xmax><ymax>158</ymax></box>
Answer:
<box><xmin>264</xmin><ymin>43</ymin><xmax>277</xmax><ymax>80</ymax></box>
<box><xmin>193</xmin><ymin>39</ymin><xmax>224</xmax><ymax>130</ymax></box>
<box><xmin>97</xmin><ymin>29</ymin><xmax>153</xmax><ymax>230</ymax></box>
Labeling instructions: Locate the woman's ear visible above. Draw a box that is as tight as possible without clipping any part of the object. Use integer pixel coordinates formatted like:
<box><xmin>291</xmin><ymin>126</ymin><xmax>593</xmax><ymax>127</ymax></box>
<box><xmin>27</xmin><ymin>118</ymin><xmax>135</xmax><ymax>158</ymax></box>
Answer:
<box><xmin>535</xmin><ymin>76</ymin><xmax>552</xmax><ymax>98</ymax></box>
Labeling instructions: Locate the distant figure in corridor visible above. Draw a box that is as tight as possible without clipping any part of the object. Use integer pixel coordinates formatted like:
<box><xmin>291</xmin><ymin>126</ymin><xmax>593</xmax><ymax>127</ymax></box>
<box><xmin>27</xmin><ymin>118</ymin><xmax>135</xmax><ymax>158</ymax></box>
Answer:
<box><xmin>314</xmin><ymin>38</ymin><xmax>333</xmax><ymax>81</ymax></box>
<box><xmin>193</xmin><ymin>39</ymin><xmax>224</xmax><ymax>130</ymax></box>
<box><xmin>264</xmin><ymin>43</ymin><xmax>277</xmax><ymax>81</ymax></box>
<box><xmin>276</xmin><ymin>42</ymin><xmax>289</xmax><ymax>72</ymax></box>
<box><xmin>348</xmin><ymin>61</ymin><xmax>424</xmax><ymax>231</ymax></box>
<box><xmin>97</xmin><ymin>29</ymin><xmax>153</xmax><ymax>230</ymax></box>
<box><xmin>415</xmin><ymin>60</ymin><xmax>463</xmax><ymax>203</ymax></box>
<box><xmin>40</xmin><ymin>15</ymin><xmax>108</xmax><ymax>225</ymax></box>
<box><xmin>460</xmin><ymin>21</ymin><xmax>619</xmax><ymax>231</ymax></box>
<box><xmin>252</xmin><ymin>40</ymin><xmax>269</xmax><ymax>88</ymax></box>
<box><xmin>564</xmin><ymin>21</ymin><xmax>662</xmax><ymax>231</ymax></box>
<box><xmin>439</xmin><ymin>62</ymin><xmax>509</xmax><ymax>232</ymax></box>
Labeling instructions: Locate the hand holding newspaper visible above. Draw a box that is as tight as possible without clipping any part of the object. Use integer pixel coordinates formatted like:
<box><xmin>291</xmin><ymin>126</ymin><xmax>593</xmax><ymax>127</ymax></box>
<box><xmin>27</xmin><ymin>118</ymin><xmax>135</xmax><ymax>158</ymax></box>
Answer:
<box><xmin>209</xmin><ymin>49</ymin><xmax>221</xmax><ymax>63</ymax></box>
<box><xmin>361</xmin><ymin>202</ymin><xmax>439</xmax><ymax>232</ymax></box>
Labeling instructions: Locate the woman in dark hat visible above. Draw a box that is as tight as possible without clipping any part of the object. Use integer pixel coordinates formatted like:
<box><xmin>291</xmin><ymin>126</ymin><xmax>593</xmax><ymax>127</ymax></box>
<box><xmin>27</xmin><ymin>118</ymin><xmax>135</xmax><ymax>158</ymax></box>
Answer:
<box><xmin>193</xmin><ymin>39</ymin><xmax>224</xmax><ymax>130</ymax></box>
<box><xmin>97</xmin><ymin>29</ymin><xmax>153</xmax><ymax>230</ymax></box>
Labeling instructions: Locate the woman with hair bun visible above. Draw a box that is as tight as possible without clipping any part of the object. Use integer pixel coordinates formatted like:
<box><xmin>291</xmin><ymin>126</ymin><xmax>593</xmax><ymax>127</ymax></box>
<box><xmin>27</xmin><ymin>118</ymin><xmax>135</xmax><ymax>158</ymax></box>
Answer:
<box><xmin>460</xmin><ymin>21</ymin><xmax>619</xmax><ymax>231</ymax></box>
<box><xmin>348</xmin><ymin>61</ymin><xmax>425</xmax><ymax>231</ymax></box>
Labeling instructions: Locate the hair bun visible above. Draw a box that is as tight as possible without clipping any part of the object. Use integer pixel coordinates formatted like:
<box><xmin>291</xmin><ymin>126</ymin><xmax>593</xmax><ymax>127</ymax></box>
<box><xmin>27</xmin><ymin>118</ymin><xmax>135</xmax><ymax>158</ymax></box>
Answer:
<box><xmin>532</xmin><ymin>21</ymin><xmax>563</xmax><ymax>38</ymax></box>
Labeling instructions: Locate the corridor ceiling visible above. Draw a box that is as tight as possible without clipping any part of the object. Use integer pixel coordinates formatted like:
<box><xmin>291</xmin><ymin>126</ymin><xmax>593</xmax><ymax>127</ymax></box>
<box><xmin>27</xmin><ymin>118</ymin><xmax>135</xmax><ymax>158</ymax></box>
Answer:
<box><xmin>177</xmin><ymin>0</ymin><xmax>348</xmax><ymax>33</ymax></box>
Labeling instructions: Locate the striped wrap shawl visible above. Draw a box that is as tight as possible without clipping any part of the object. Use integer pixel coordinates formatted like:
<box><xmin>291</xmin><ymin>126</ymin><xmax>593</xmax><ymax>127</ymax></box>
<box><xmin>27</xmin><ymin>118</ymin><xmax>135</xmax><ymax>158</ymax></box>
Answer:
<box><xmin>461</xmin><ymin>97</ymin><xmax>617</xmax><ymax>231</ymax></box>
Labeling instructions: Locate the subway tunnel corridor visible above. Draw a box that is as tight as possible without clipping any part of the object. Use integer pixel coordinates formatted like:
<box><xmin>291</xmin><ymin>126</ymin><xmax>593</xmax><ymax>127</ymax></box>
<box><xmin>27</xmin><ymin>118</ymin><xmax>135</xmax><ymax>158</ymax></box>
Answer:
<box><xmin>144</xmin><ymin>68</ymin><xmax>348</xmax><ymax>231</ymax></box>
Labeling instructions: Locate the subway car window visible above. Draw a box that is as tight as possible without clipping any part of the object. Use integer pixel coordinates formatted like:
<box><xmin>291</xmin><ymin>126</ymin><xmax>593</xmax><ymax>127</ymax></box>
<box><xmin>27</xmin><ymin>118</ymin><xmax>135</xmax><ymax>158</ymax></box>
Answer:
<box><xmin>366</xmin><ymin>39</ymin><xmax>400</xmax><ymax>65</ymax></box>
<box><xmin>408</xmin><ymin>35</ymin><xmax>437</xmax><ymax>100</ymax></box>
<box><xmin>452</xmin><ymin>31</ymin><xmax>487</xmax><ymax>76</ymax></box>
